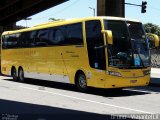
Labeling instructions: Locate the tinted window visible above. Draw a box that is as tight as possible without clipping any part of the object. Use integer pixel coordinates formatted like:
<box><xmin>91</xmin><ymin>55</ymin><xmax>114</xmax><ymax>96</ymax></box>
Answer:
<box><xmin>85</xmin><ymin>20</ymin><xmax>106</xmax><ymax>70</ymax></box>
<box><xmin>2</xmin><ymin>36</ymin><xmax>7</xmax><ymax>49</ymax></box>
<box><xmin>65</xmin><ymin>23</ymin><xmax>83</xmax><ymax>45</ymax></box>
<box><xmin>54</xmin><ymin>27</ymin><xmax>65</xmax><ymax>44</ymax></box>
<box><xmin>105</xmin><ymin>21</ymin><xmax>132</xmax><ymax>67</ymax></box>
<box><xmin>49</xmin><ymin>26</ymin><xmax>65</xmax><ymax>45</ymax></box>
<box><xmin>19</xmin><ymin>32</ymin><xmax>31</xmax><ymax>48</ymax></box>
<box><xmin>36</xmin><ymin>29</ymin><xmax>49</xmax><ymax>46</ymax></box>
<box><xmin>3</xmin><ymin>34</ymin><xmax>20</xmax><ymax>49</ymax></box>
<box><xmin>86</xmin><ymin>21</ymin><xmax>103</xmax><ymax>46</ymax></box>
<box><xmin>2</xmin><ymin>22</ymin><xmax>83</xmax><ymax>49</ymax></box>
<box><xmin>127</xmin><ymin>22</ymin><xmax>145</xmax><ymax>39</ymax></box>
<box><xmin>49</xmin><ymin>23</ymin><xmax>83</xmax><ymax>46</ymax></box>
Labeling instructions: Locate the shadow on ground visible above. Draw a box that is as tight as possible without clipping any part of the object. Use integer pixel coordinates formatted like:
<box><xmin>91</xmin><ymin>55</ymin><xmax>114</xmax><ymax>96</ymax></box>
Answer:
<box><xmin>130</xmin><ymin>78</ymin><xmax>160</xmax><ymax>93</ymax></box>
<box><xmin>3</xmin><ymin>76</ymin><xmax>150</xmax><ymax>98</ymax></box>
<box><xmin>150</xmin><ymin>77</ymin><xmax>160</xmax><ymax>87</ymax></box>
<box><xmin>0</xmin><ymin>99</ymin><xmax>136</xmax><ymax>120</ymax></box>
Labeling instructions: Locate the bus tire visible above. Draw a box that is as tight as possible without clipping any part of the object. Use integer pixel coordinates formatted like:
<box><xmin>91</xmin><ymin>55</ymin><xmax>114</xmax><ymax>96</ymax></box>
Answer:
<box><xmin>75</xmin><ymin>72</ymin><xmax>88</xmax><ymax>91</ymax></box>
<box><xmin>11</xmin><ymin>67</ymin><xmax>18</xmax><ymax>81</ymax></box>
<box><xmin>18</xmin><ymin>68</ymin><xmax>25</xmax><ymax>82</ymax></box>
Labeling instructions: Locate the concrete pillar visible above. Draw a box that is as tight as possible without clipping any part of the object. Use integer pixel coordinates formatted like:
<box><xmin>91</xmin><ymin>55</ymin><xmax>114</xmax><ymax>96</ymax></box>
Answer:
<box><xmin>97</xmin><ymin>0</ymin><xmax>125</xmax><ymax>17</ymax></box>
<box><xmin>0</xmin><ymin>26</ymin><xmax>3</xmax><ymax>33</ymax></box>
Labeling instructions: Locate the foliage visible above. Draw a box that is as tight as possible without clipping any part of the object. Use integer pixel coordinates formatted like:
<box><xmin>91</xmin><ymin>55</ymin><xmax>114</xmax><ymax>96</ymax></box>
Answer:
<box><xmin>144</xmin><ymin>23</ymin><xmax>160</xmax><ymax>37</ymax></box>
<box><xmin>144</xmin><ymin>23</ymin><xmax>160</xmax><ymax>68</ymax></box>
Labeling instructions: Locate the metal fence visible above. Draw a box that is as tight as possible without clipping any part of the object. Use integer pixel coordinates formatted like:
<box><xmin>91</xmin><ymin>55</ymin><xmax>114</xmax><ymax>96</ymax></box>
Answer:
<box><xmin>151</xmin><ymin>49</ymin><xmax>160</xmax><ymax>68</ymax></box>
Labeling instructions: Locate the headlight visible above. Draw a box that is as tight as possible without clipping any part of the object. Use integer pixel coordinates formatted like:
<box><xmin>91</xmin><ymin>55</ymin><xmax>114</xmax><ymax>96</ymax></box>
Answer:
<box><xmin>107</xmin><ymin>71</ymin><xmax>122</xmax><ymax>77</ymax></box>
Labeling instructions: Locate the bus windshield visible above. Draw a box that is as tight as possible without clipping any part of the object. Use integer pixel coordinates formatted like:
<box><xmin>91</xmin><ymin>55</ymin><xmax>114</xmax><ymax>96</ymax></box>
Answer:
<box><xmin>104</xmin><ymin>20</ymin><xmax>150</xmax><ymax>69</ymax></box>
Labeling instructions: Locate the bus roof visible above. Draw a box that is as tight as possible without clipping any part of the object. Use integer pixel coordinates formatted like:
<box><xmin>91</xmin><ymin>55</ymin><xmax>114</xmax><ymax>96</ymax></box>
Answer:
<box><xmin>2</xmin><ymin>16</ymin><xmax>141</xmax><ymax>35</ymax></box>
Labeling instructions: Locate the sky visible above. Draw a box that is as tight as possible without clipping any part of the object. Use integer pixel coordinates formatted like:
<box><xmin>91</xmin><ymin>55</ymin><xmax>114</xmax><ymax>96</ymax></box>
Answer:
<box><xmin>16</xmin><ymin>0</ymin><xmax>160</xmax><ymax>27</ymax></box>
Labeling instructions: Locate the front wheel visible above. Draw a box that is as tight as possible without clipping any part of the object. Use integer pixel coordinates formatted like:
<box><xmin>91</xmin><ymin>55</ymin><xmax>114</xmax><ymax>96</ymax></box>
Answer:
<box><xmin>76</xmin><ymin>72</ymin><xmax>88</xmax><ymax>91</ymax></box>
<box><xmin>18</xmin><ymin>68</ymin><xmax>25</xmax><ymax>82</ymax></box>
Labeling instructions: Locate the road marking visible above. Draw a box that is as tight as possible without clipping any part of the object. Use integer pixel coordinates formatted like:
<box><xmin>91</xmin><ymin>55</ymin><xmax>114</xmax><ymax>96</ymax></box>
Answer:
<box><xmin>125</xmin><ymin>88</ymin><xmax>159</xmax><ymax>94</ymax></box>
<box><xmin>19</xmin><ymin>86</ymin><xmax>153</xmax><ymax>114</ymax></box>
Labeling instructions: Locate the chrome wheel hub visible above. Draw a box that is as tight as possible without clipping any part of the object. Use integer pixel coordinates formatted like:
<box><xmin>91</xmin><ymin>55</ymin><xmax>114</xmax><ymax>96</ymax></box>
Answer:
<box><xmin>79</xmin><ymin>75</ymin><xmax>87</xmax><ymax>88</ymax></box>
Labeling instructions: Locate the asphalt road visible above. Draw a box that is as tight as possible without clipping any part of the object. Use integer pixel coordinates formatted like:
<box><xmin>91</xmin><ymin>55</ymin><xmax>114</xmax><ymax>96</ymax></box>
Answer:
<box><xmin>0</xmin><ymin>75</ymin><xmax>160</xmax><ymax>120</ymax></box>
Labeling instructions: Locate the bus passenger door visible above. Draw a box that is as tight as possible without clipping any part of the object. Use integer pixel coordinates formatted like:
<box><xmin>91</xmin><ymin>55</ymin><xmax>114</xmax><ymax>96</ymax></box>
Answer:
<box><xmin>85</xmin><ymin>20</ymin><xmax>107</xmax><ymax>87</ymax></box>
<box><xmin>85</xmin><ymin>20</ymin><xmax>106</xmax><ymax>70</ymax></box>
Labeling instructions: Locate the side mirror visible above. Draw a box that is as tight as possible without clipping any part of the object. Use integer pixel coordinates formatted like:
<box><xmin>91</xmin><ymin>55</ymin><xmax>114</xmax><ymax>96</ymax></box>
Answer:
<box><xmin>146</xmin><ymin>33</ymin><xmax>159</xmax><ymax>48</ymax></box>
<box><xmin>102</xmin><ymin>30</ymin><xmax>113</xmax><ymax>45</ymax></box>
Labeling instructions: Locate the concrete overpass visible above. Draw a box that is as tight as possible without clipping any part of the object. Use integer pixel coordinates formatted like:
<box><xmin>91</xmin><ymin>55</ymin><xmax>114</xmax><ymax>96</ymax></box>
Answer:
<box><xmin>0</xmin><ymin>0</ymin><xmax>125</xmax><ymax>32</ymax></box>
<box><xmin>0</xmin><ymin>0</ymin><xmax>67</xmax><ymax>31</ymax></box>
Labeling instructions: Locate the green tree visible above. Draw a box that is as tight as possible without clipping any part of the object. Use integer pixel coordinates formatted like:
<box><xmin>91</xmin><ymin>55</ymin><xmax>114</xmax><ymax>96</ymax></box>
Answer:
<box><xmin>144</xmin><ymin>23</ymin><xmax>160</xmax><ymax>37</ymax></box>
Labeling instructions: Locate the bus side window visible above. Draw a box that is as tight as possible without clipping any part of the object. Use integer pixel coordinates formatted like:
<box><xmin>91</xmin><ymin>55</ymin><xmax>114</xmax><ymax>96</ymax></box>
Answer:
<box><xmin>48</xmin><ymin>28</ymin><xmax>56</xmax><ymax>45</ymax></box>
<box><xmin>65</xmin><ymin>23</ymin><xmax>83</xmax><ymax>45</ymax></box>
<box><xmin>20</xmin><ymin>32</ymin><xmax>32</xmax><ymax>48</ymax></box>
<box><xmin>37</xmin><ymin>29</ymin><xmax>49</xmax><ymax>47</ymax></box>
<box><xmin>25</xmin><ymin>32</ymin><xmax>32</xmax><ymax>47</ymax></box>
<box><xmin>49</xmin><ymin>27</ymin><xmax>65</xmax><ymax>45</ymax></box>
<box><xmin>54</xmin><ymin>29</ymin><xmax>65</xmax><ymax>44</ymax></box>
<box><xmin>15</xmin><ymin>33</ymin><xmax>21</xmax><ymax>48</ymax></box>
<box><xmin>2</xmin><ymin>36</ymin><xmax>7</xmax><ymax>49</ymax></box>
<box><xmin>30</xmin><ymin>31</ymin><xmax>38</xmax><ymax>47</ymax></box>
<box><xmin>6</xmin><ymin>34</ymin><xmax>18</xmax><ymax>49</ymax></box>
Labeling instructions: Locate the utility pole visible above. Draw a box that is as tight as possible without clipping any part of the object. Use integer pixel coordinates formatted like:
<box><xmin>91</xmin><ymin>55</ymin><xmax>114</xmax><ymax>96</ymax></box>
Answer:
<box><xmin>24</xmin><ymin>17</ymin><xmax>32</xmax><ymax>27</ymax></box>
<box><xmin>89</xmin><ymin>7</ymin><xmax>96</xmax><ymax>16</ymax></box>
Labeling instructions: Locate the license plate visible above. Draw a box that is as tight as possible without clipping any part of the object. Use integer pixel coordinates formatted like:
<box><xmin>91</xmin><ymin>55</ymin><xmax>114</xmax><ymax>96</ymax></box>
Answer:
<box><xmin>130</xmin><ymin>80</ymin><xmax>137</xmax><ymax>83</ymax></box>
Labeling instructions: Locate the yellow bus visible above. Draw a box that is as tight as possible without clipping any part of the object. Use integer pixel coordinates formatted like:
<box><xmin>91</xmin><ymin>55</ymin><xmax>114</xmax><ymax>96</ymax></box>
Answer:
<box><xmin>1</xmin><ymin>17</ymin><xmax>159</xmax><ymax>91</ymax></box>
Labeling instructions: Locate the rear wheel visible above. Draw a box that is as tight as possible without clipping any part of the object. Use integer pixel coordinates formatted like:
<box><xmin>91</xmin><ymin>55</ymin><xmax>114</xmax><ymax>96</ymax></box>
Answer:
<box><xmin>11</xmin><ymin>67</ymin><xmax>17</xmax><ymax>81</ymax></box>
<box><xmin>18</xmin><ymin>68</ymin><xmax>25</xmax><ymax>82</ymax></box>
<box><xmin>76</xmin><ymin>72</ymin><xmax>88</xmax><ymax>91</ymax></box>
